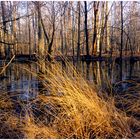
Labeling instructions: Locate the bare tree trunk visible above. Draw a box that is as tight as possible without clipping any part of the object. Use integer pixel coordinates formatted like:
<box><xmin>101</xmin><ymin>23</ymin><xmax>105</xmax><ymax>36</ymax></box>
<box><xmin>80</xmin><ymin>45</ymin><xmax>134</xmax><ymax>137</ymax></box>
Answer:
<box><xmin>13</xmin><ymin>2</ymin><xmax>17</xmax><ymax>56</ymax></box>
<box><xmin>27</xmin><ymin>2</ymin><xmax>31</xmax><ymax>57</ymax></box>
<box><xmin>33</xmin><ymin>12</ymin><xmax>37</xmax><ymax>53</ymax></box>
<box><xmin>60</xmin><ymin>13</ymin><xmax>64</xmax><ymax>55</ymax></box>
<box><xmin>77</xmin><ymin>2</ymin><xmax>81</xmax><ymax>61</ymax></box>
<box><xmin>92</xmin><ymin>2</ymin><xmax>99</xmax><ymax>56</ymax></box>
<box><xmin>1</xmin><ymin>1</ymin><xmax>7</xmax><ymax>58</ymax></box>
<box><xmin>9</xmin><ymin>2</ymin><xmax>14</xmax><ymax>57</ymax></box>
<box><xmin>98</xmin><ymin>2</ymin><xmax>105</xmax><ymax>57</ymax></box>
<box><xmin>41</xmin><ymin>2</ymin><xmax>55</xmax><ymax>62</ymax></box>
<box><xmin>47</xmin><ymin>21</ymin><xmax>55</xmax><ymax>61</ymax></box>
<box><xmin>36</xmin><ymin>2</ymin><xmax>45</xmax><ymax>72</ymax></box>
<box><xmin>84</xmin><ymin>1</ymin><xmax>89</xmax><ymax>56</ymax></box>
<box><xmin>120</xmin><ymin>1</ymin><xmax>123</xmax><ymax>59</ymax></box>
<box><xmin>0</xmin><ymin>29</ymin><xmax>5</xmax><ymax>58</ymax></box>
<box><xmin>70</xmin><ymin>2</ymin><xmax>75</xmax><ymax>60</ymax></box>
<box><xmin>36</xmin><ymin>2</ymin><xmax>45</xmax><ymax>58</ymax></box>
<box><xmin>98</xmin><ymin>2</ymin><xmax>111</xmax><ymax>57</ymax></box>
<box><xmin>64</xmin><ymin>10</ymin><xmax>67</xmax><ymax>56</ymax></box>
<box><xmin>105</xmin><ymin>2</ymin><xmax>111</xmax><ymax>54</ymax></box>
<box><xmin>67</xmin><ymin>3</ymin><xmax>71</xmax><ymax>56</ymax></box>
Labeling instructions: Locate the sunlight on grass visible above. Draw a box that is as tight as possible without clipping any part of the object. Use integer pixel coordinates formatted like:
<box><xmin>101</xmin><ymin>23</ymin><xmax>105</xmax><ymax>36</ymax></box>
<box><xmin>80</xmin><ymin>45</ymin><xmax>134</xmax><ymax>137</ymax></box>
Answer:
<box><xmin>24</xmin><ymin>60</ymin><xmax>132</xmax><ymax>138</ymax></box>
<box><xmin>0</xmin><ymin>60</ymin><xmax>140</xmax><ymax>138</ymax></box>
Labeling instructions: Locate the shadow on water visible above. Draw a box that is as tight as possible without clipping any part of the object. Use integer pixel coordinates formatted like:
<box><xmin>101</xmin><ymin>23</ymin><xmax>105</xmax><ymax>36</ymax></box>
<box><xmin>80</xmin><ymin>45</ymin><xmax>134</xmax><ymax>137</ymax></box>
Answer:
<box><xmin>0</xmin><ymin>60</ymin><xmax>140</xmax><ymax>95</ymax></box>
<box><xmin>60</xmin><ymin>59</ymin><xmax>140</xmax><ymax>92</ymax></box>
<box><xmin>0</xmin><ymin>59</ymin><xmax>140</xmax><ymax>138</ymax></box>
<box><xmin>0</xmin><ymin>59</ymin><xmax>140</xmax><ymax>106</ymax></box>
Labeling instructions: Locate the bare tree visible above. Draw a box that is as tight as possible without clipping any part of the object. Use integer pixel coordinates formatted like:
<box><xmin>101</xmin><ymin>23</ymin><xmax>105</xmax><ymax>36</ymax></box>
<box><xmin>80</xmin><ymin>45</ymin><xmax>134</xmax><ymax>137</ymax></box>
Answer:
<box><xmin>92</xmin><ymin>1</ymin><xmax>99</xmax><ymax>56</ymax></box>
<box><xmin>120</xmin><ymin>1</ymin><xmax>123</xmax><ymax>59</ymax></box>
<box><xmin>77</xmin><ymin>2</ymin><xmax>81</xmax><ymax>61</ymax></box>
<box><xmin>84</xmin><ymin>1</ymin><xmax>89</xmax><ymax>56</ymax></box>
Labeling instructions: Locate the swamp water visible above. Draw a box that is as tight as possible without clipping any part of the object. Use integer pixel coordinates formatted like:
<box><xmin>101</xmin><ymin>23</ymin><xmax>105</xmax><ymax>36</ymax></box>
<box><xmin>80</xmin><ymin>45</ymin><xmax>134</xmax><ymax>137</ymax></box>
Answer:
<box><xmin>0</xmin><ymin>60</ymin><xmax>140</xmax><ymax>138</ymax></box>
<box><xmin>0</xmin><ymin>60</ymin><xmax>140</xmax><ymax>103</ymax></box>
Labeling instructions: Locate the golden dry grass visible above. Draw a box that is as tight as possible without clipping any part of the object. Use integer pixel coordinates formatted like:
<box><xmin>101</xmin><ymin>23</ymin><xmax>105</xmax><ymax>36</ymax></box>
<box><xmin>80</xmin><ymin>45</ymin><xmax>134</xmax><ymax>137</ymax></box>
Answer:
<box><xmin>0</xmin><ymin>60</ymin><xmax>140</xmax><ymax>138</ymax></box>
<box><xmin>26</xmin><ymin>61</ymin><xmax>132</xmax><ymax>138</ymax></box>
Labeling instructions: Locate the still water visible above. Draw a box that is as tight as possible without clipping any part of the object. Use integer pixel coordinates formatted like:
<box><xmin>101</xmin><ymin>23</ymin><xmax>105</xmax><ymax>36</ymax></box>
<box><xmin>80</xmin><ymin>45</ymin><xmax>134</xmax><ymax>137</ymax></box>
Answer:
<box><xmin>0</xmin><ymin>60</ymin><xmax>140</xmax><ymax>101</ymax></box>
<box><xmin>0</xmin><ymin>60</ymin><xmax>140</xmax><ymax>138</ymax></box>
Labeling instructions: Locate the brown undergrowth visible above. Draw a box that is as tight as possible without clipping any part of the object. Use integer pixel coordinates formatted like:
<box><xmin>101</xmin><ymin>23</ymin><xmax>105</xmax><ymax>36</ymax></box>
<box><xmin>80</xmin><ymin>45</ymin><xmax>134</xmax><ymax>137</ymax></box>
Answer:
<box><xmin>0</xmin><ymin>60</ymin><xmax>140</xmax><ymax>138</ymax></box>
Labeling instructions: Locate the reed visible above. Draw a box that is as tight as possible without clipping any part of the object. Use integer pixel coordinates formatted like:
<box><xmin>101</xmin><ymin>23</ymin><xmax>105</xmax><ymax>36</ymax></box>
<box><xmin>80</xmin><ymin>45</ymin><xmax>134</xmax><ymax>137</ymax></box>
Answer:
<box><xmin>23</xmin><ymin>60</ymin><xmax>132</xmax><ymax>138</ymax></box>
<box><xmin>1</xmin><ymin>59</ymin><xmax>140</xmax><ymax>138</ymax></box>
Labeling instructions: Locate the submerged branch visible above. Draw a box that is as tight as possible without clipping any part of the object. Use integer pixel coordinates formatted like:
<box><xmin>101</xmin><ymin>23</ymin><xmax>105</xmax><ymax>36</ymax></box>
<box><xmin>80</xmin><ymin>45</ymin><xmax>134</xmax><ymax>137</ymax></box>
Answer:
<box><xmin>0</xmin><ymin>55</ymin><xmax>15</xmax><ymax>75</ymax></box>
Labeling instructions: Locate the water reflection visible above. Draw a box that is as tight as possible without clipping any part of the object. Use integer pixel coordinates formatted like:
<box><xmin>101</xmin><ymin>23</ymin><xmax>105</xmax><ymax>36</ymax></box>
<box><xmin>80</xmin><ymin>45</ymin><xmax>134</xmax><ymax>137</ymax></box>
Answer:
<box><xmin>61</xmin><ymin>60</ymin><xmax>140</xmax><ymax>91</ymax></box>
<box><xmin>0</xmin><ymin>62</ymin><xmax>39</xmax><ymax>101</ymax></box>
<box><xmin>0</xmin><ymin>59</ymin><xmax>140</xmax><ymax>139</ymax></box>
<box><xmin>0</xmin><ymin>60</ymin><xmax>140</xmax><ymax>101</ymax></box>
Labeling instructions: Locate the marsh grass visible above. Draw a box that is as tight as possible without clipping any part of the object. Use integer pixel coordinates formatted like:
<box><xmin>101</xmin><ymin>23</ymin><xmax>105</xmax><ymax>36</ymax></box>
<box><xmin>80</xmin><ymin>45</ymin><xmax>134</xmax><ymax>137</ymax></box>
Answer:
<box><xmin>22</xmin><ymin>60</ymin><xmax>132</xmax><ymax>138</ymax></box>
<box><xmin>0</xmin><ymin>59</ymin><xmax>140</xmax><ymax>138</ymax></box>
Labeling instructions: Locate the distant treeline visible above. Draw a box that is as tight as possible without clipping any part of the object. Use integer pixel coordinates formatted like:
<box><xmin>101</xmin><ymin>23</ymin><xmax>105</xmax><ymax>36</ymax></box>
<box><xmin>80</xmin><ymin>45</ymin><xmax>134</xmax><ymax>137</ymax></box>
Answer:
<box><xmin>0</xmin><ymin>1</ymin><xmax>140</xmax><ymax>60</ymax></box>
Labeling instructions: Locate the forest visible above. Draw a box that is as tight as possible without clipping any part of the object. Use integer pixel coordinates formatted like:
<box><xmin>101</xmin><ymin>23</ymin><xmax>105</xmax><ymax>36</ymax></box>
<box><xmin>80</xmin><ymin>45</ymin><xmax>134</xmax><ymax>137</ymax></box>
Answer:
<box><xmin>0</xmin><ymin>1</ymin><xmax>140</xmax><ymax>139</ymax></box>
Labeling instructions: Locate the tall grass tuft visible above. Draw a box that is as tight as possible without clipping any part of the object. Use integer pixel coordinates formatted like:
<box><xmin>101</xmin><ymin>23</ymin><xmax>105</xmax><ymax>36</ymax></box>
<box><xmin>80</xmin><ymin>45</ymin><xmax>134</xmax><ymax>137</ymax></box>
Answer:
<box><xmin>1</xmin><ymin>60</ymin><xmax>139</xmax><ymax>138</ymax></box>
<box><xmin>24</xmin><ymin>60</ymin><xmax>132</xmax><ymax>138</ymax></box>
